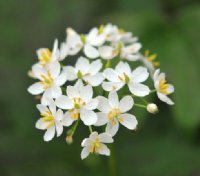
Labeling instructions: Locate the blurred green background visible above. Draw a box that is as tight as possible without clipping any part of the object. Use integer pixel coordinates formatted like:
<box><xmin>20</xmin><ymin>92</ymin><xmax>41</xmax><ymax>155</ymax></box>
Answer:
<box><xmin>1</xmin><ymin>0</ymin><xmax>200</xmax><ymax>175</ymax></box>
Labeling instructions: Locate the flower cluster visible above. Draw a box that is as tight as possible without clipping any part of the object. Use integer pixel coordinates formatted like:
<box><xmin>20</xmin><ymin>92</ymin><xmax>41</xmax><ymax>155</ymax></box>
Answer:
<box><xmin>28</xmin><ymin>24</ymin><xmax>174</xmax><ymax>159</ymax></box>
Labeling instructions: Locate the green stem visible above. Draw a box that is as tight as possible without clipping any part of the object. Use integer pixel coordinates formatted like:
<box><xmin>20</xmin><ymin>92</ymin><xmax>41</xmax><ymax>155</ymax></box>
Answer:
<box><xmin>134</xmin><ymin>103</ymin><xmax>147</xmax><ymax>109</ymax></box>
<box><xmin>108</xmin><ymin>144</ymin><xmax>117</xmax><ymax>176</ymax></box>
<box><xmin>105</xmin><ymin>60</ymin><xmax>111</xmax><ymax>68</ymax></box>
<box><xmin>150</xmin><ymin>89</ymin><xmax>156</xmax><ymax>94</ymax></box>
<box><xmin>71</xmin><ymin>119</ymin><xmax>79</xmax><ymax>136</ymax></box>
<box><xmin>89</xmin><ymin>125</ymin><xmax>93</xmax><ymax>133</ymax></box>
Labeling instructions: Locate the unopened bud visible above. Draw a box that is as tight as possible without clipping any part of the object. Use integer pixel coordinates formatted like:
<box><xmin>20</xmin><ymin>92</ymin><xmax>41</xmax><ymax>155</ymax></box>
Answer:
<box><xmin>147</xmin><ymin>103</ymin><xmax>158</xmax><ymax>114</ymax></box>
<box><xmin>66</xmin><ymin>135</ymin><xmax>73</xmax><ymax>144</ymax></box>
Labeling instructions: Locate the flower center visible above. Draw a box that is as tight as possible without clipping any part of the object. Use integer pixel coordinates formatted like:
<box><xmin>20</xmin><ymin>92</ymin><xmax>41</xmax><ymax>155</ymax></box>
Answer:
<box><xmin>41</xmin><ymin>111</ymin><xmax>54</xmax><ymax>129</ymax></box>
<box><xmin>90</xmin><ymin>138</ymin><xmax>102</xmax><ymax>153</ymax></box>
<box><xmin>39</xmin><ymin>71</ymin><xmax>53</xmax><ymax>89</ymax></box>
<box><xmin>69</xmin><ymin>109</ymin><xmax>80</xmax><ymax>120</ymax></box>
<box><xmin>108</xmin><ymin>108</ymin><xmax>123</xmax><ymax>125</ymax></box>
<box><xmin>159</xmin><ymin>79</ymin><xmax>170</xmax><ymax>95</ymax></box>
<box><xmin>118</xmin><ymin>72</ymin><xmax>129</xmax><ymax>83</ymax></box>
<box><xmin>38</xmin><ymin>48</ymin><xmax>52</xmax><ymax>66</ymax></box>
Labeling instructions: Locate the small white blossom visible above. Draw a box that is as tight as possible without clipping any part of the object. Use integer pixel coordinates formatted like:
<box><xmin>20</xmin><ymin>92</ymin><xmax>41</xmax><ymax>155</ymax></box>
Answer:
<box><xmin>95</xmin><ymin>91</ymin><xmax>138</xmax><ymax>136</ymax></box>
<box><xmin>64</xmin><ymin>57</ymin><xmax>104</xmax><ymax>86</ymax></box>
<box><xmin>102</xmin><ymin>61</ymin><xmax>150</xmax><ymax>97</ymax></box>
<box><xmin>55</xmin><ymin>80</ymin><xmax>98</xmax><ymax>126</ymax></box>
<box><xmin>36</xmin><ymin>99</ymin><xmax>64</xmax><ymax>141</ymax></box>
<box><xmin>28</xmin><ymin>61</ymin><xmax>67</xmax><ymax>105</ymax></box>
<box><xmin>153</xmin><ymin>69</ymin><xmax>174</xmax><ymax>105</ymax></box>
<box><xmin>81</xmin><ymin>132</ymin><xmax>113</xmax><ymax>159</ymax></box>
<box><xmin>36</xmin><ymin>39</ymin><xmax>60</xmax><ymax>66</ymax></box>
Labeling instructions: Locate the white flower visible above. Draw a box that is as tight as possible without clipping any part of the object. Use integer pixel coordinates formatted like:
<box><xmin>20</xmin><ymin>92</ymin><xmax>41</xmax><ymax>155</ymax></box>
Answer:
<box><xmin>60</xmin><ymin>27</ymin><xmax>106</xmax><ymax>60</ymax></box>
<box><xmin>102</xmin><ymin>61</ymin><xmax>150</xmax><ymax>97</ymax></box>
<box><xmin>81</xmin><ymin>132</ymin><xmax>113</xmax><ymax>159</ymax></box>
<box><xmin>94</xmin><ymin>91</ymin><xmax>138</xmax><ymax>136</ymax></box>
<box><xmin>28</xmin><ymin>61</ymin><xmax>67</xmax><ymax>105</ymax></box>
<box><xmin>36</xmin><ymin>39</ymin><xmax>60</xmax><ymax>66</ymax></box>
<box><xmin>55</xmin><ymin>80</ymin><xmax>98</xmax><ymax>126</ymax></box>
<box><xmin>36</xmin><ymin>99</ymin><xmax>64</xmax><ymax>141</ymax></box>
<box><xmin>64</xmin><ymin>57</ymin><xmax>104</xmax><ymax>86</ymax></box>
<box><xmin>153</xmin><ymin>69</ymin><xmax>174</xmax><ymax>105</ymax></box>
<box><xmin>120</xmin><ymin>42</ymin><xmax>142</xmax><ymax>61</ymax></box>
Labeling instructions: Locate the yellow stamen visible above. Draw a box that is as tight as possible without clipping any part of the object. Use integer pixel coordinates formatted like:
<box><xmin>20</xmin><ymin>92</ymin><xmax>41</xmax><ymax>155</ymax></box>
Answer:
<box><xmin>90</xmin><ymin>138</ymin><xmax>102</xmax><ymax>153</ymax></box>
<box><xmin>159</xmin><ymin>79</ymin><xmax>170</xmax><ymax>95</ymax></box>
<box><xmin>39</xmin><ymin>71</ymin><xmax>53</xmax><ymax>89</ymax></box>
<box><xmin>38</xmin><ymin>48</ymin><xmax>52</xmax><ymax>66</ymax></box>
<box><xmin>144</xmin><ymin>50</ymin><xmax>160</xmax><ymax>67</ymax></box>
<box><xmin>69</xmin><ymin>109</ymin><xmax>79</xmax><ymax>120</ymax></box>
<box><xmin>41</xmin><ymin>111</ymin><xmax>54</xmax><ymax>129</ymax></box>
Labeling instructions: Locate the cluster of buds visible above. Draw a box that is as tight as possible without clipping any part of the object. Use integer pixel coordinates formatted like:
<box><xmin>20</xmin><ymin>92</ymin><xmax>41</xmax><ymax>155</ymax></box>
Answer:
<box><xmin>27</xmin><ymin>24</ymin><xmax>174</xmax><ymax>159</ymax></box>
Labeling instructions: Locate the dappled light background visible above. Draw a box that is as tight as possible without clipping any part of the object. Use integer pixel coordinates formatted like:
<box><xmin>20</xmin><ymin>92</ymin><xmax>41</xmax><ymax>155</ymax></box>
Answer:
<box><xmin>0</xmin><ymin>0</ymin><xmax>200</xmax><ymax>175</ymax></box>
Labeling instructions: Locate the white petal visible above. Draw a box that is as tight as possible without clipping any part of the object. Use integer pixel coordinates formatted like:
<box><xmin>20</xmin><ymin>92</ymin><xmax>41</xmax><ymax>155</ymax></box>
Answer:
<box><xmin>84</xmin><ymin>98</ymin><xmax>98</xmax><ymax>110</ymax></box>
<box><xmin>55</xmin><ymin>109</ymin><xmax>63</xmax><ymax>121</ymax></box>
<box><xmin>43</xmin><ymin>126</ymin><xmax>55</xmax><ymax>142</ymax></box>
<box><xmin>97</xmin><ymin>96</ymin><xmax>111</xmax><ymax>113</ymax></box>
<box><xmin>105</xmin><ymin>120</ymin><xmax>119</xmax><ymax>137</ymax></box>
<box><xmin>62</xmin><ymin>111</ymin><xmax>75</xmax><ymax>126</ymax></box>
<box><xmin>157</xmin><ymin>92</ymin><xmax>174</xmax><ymax>105</ymax></box>
<box><xmin>128</xmin><ymin>82</ymin><xmax>150</xmax><ymax>97</ymax></box>
<box><xmin>98</xmin><ymin>144</ymin><xmax>110</xmax><ymax>156</ymax></box>
<box><xmin>48</xmin><ymin>99</ymin><xmax>56</xmax><ymax>114</ymax></box>
<box><xmin>67</xmin><ymin>85</ymin><xmax>79</xmax><ymax>99</ymax></box>
<box><xmin>64</xmin><ymin>66</ymin><xmax>77</xmax><ymax>81</ymax></box>
<box><xmin>84</xmin><ymin>73</ymin><xmax>104</xmax><ymax>87</ymax></box>
<box><xmin>80</xmin><ymin>85</ymin><xmax>93</xmax><ymax>102</ymax></box>
<box><xmin>99</xmin><ymin>133</ymin><xmax>113</xmax><ymax>143</ymax></box>
<box><xmin>55</xmin><ymin>122</ymin><xmax>63</xmax><ymax>137</ymax></box>
<box><xmin>49</xmin><ymin>61</ymin><xmax>60</xmax><ymax>79</ymax></box>
<box><xmin>104</xmin><ymin>68</ymin><xmax>119</xmax><ymax>82</ymax></box>
<box><xmin>48</xmin><ymin>85</ymin><xmax>62</xmax><ymax>98</ymax></box>
<box><xmin>95</xmin><ymin>112</ymin><xmax>108</xmax><ymax>126</ymax></box>
<box><xmin>131</xmin><ymin>67</ymin><xmax>149</xmax><ymax>83</ymax></box>
<box><xmin>28</xmin><ymin>82</ymin><xmax>44</xmax><ymax>95</ymax></box>
<box><xmin>80</xmin><ymin>109</ymin><xmax>97</xmax><ymax>125</ymax></box>
<box><xmin>126</xmin><ymin>54</ymin><xmax>140</xmax><ymax>61</ymax></box>
<box><xmin>115</xmin><ymin>61</ymin><xmax>131</xmax><ymax>77</ymax></box>
<box><xmin>99</xmin><ymin>46</ymin><xmax>117</xmax><ymax>60</ymax></box>
<box><xmin>153</xmin><ymin>69</ymin><xmax>160</xmax><ymax>81</ymax></box>
<box><xmin>75</xmin><ymin>57</ymin><xmax>90</xmax><ymax>74</ymax></box>
<box><xmin>32</xmin><ymin>64</ymin><xmax>46</xmax><ymax>79</ymax></box>
<box><xmin>119</xmin><ymin>96</ymin><xmax>134</xmax><ymax>113</ymax></box>
<box><xmin>54</xmin><ymin>71</ymin><xmax>67</xmax><ymax>86</ymax></box>
<box><xmin>81</xmin><ymin>138</ymin><xmax>91</xmax><ymax>147</ymax></box>
<box><xmin>119</xmin><ymin>113</ymin><xmax>138</xmax><ymax>130</ymax></box>
<box><xmin>166</xmin><ymin>84</ymin><xmax>174</xmax><ymax>94</ymax></box>
<box><xmin>108</xmin><ymin>91</ymin><xmax>119</xmax><ymax>108</ymax></box>
<box><xmin>83</xmin><ymin>74</ymin><xmax>102</xmax><ymax>87</ymax></box>
<box><xmin>89</xmin><ymin>131</ymin><xmax>98</xmax><ymax>140</ymax></box>
<box><xmin>84</xmin><ymin>45</ymin><xmax>99</xmax><ymax>59</ymax></box>
<box><xmin>88</xmin><ymin>59</ymin><xmax>102</xmax><ymax>75</ymax></box>
<box><xmin>102</xmin><ymin>82</ymin><xmax>124</xmax><ymax>92</ymax></box>
<box><xmin>36</xmin><ymin>104</ymin><xmax>48</xmax><ymax>114</ymax></box>
<box><xmin>55</xmin><ymin>95</ymin><xmax>74</xmax><ymax>110</ymax></box>
<box><xmin>35</xmin><ymin>118</ymin><xmax>49</xmax><ymax>130</ymax></box>
<box><xmin>81</xmin><ymin>146</ymin><xmax>90</xmax><ymax>160</ymax></box>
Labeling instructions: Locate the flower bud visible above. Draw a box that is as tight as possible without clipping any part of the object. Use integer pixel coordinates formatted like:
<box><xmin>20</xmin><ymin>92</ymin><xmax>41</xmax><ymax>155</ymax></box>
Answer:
<box><xmin>147</xmin><ymin>103</ymin><xmax>158</xmax><ymax>114</ymax></box>
<box><xmin>66</xmin><ymin>135</ymin><xmax>73</xmax><ymax>144</ymax></box>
